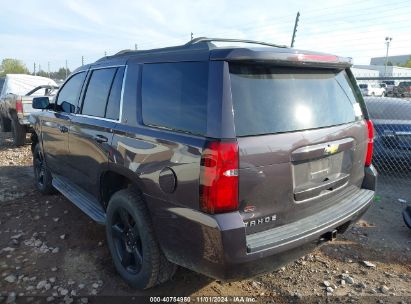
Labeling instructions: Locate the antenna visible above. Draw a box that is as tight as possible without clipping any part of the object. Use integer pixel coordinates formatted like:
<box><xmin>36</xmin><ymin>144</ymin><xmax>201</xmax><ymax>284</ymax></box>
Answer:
<box><xmin>290</xmin><ymin>11</ymin><xmax>300</xmax><ymax>47</ymax></box>
<box><xmin>65</xmin><ymin>60</ymin><xmax>68</xmax><ymax>79</ymax></box>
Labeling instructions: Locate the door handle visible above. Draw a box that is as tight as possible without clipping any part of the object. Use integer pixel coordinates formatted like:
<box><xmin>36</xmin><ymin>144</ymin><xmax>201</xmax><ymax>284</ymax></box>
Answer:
<box><xmin>94</xmin><ymin>135</ymin><xmax>108</xmax><ymax>143</ymax></box>
<box><xmin>59</xmin><ymin>125</ymin><xmax>69</xmax><ymax>133</ymax></box>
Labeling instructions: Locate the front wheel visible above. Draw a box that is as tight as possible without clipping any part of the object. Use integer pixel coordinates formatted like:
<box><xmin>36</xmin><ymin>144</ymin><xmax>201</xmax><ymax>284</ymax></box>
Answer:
<box><xmin>106</xmin><ymin>189</ymin><xmax>176</xmax><ymax>289</ymax></box>
<box><xmin>33</xmin><ymin>144</ymin><xmax>55</xmax><ymax>194</ymax></box>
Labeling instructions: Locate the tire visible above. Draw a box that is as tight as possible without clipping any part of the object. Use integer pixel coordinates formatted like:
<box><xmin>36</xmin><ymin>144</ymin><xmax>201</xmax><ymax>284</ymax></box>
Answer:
<box><xmin>106</xmin><ymin>189</ymin><xmax>176</xmax><ymax>289</ymax></box>
<box><xmin>0</xmin><ymin>115</ymin><xmax>4</xmax><ymax>132</ymax></box>
<box><xmin>33</xmin><ymin>144</ymin><xmax>55</xmax><ymax>194</ymax></box>
<box><xmin>0</xmin><ymin>115</ymin><xmax>11</xmax><ymax>132</ymax></box>
<box><xmin>11</xmin><ymin>118</ymin><xmax>26</xmax><ymax>146</ymax></box>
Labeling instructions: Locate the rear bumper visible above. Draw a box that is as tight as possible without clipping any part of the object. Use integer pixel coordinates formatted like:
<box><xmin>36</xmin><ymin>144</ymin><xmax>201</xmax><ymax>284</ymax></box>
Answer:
<box><xmin>148</xmin><ymin>167</ymin><xmax>376</xmax><ymax>281</ymax></box>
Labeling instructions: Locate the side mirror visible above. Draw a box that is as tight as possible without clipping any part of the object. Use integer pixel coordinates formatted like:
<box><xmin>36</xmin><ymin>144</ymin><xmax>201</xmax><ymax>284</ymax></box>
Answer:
<box><xmin>60</xmin><ymin>101</ymin><xmax>76</xmax><ymax>113</ymax></box>
<box><xmin>32</xmin><ymin>97</ymin><xmax>50</xmax><ymax>109</ymax></box>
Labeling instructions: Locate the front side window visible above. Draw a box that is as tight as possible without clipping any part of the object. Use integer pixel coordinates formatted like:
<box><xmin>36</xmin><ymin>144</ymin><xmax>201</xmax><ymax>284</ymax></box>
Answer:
<box><xmin>82</xmin><ymin>68</ymin><xmax>117</xmax><ymax>118</ymax></box>
<box><xmin>56</xmin><ymin>72</ymin><xmax>86</xmax><ymax>112</ymax></box>
<box><xmin>141</xmin><ymin>62</ymin><xmax>209</xmax><ymax>135</ymax></box>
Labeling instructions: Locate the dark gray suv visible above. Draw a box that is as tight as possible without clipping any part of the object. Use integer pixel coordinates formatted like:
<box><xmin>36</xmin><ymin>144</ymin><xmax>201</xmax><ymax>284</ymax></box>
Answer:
<box><xmin>30</xmin><ymin>38</ymin><xmax>377</xmax><ymax>289</ymax></box>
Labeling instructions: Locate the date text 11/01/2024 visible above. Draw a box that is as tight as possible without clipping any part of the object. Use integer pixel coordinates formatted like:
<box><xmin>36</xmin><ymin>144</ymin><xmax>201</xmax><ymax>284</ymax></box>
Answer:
<box><xmin>149</xmin><ymin>296</ymin><xmax>257</xmax><ymax>302</ymax></box>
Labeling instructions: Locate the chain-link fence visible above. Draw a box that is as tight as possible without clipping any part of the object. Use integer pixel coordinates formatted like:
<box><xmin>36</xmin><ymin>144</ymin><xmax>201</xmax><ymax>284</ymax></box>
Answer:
<box><xmin>357</xmin><ymin>76</ymin><xmax>411</xmax><ymax>196</ymax></box>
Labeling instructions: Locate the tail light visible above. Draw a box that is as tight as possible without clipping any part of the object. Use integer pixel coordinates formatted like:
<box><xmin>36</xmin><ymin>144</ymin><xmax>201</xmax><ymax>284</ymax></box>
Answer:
<box><xmin>16</xmin><ymin>98</ymin><xmax>23</xmax><ymax>114</ymax></box>
<box><xmin>365</xmin><ymin>120</ymin><xmax>374</xmax><ymax>166</ymax></box>
<box><xmin>200</xmin><ymin>140</ymin><xmax>239</xmax><ymax>214</ymax></box>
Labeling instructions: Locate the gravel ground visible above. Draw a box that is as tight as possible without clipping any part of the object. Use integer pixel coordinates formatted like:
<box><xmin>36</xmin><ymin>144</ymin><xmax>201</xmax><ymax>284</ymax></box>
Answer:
<box><xmin>0</xmin><ymin>132</ymin><xmax>410</xmax><ymax>304</ymax></box>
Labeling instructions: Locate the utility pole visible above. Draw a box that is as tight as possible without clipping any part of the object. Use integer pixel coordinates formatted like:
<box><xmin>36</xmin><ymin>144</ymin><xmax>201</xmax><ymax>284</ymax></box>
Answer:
<box><xmin>135</xmin><ymin>43</ymin><xmax>138</xmax><ymax>50</ymax></box>
<box><xmin>38</xmin><ymin>64</ymin><xmax>41</xmax><ymax>73</ymax></box>
<box><xmin>104</xmin><ymin>51</ymin><xmax>107</xmax><ymax>57</ymax></box>
<box><xmin>47</xmin><ymin>62</ymin><xmax>50</xmax><ymax>77</ymax></box>
<box><xmin>65</xmin><ymin>60</ymin><xmax>68</xmax><ymax>79</ymax></box>
<box><xmin>33</xmin><ymin>62</ymin><xmax>36</xmax><ymax>76</ymax></box>
<box><xmin>384</xmin><ymin>37</ymin><xmax>393</xmax><ymax>76</ymax></box>
<box><xmin>81</xmin><ymin>56</ymin><xmax>84</xmax><ymax>66</ymax></box>
<box><xmin>191</xmin><ymin>32</ymin><xmax>193</xmax><ymax>40</ymax></box>
<box><xmin>290</xmin><ymin>11</ymin><xmax>300</xmax><ymax>48</ymax></box>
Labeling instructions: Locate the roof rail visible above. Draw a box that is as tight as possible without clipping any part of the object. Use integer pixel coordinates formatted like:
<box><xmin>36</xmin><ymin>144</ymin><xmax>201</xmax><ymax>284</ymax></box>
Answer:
<box><xmin>186</xmin><ymin>37</ymin><xmax>288</xmax><ymax>48</ymax></box>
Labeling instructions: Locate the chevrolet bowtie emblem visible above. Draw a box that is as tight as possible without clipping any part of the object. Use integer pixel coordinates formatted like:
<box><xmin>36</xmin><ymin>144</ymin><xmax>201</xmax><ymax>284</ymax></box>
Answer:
<box><xmin>324</xmin><ymin>144</ymin><xmax>339</xmax><ymax>155</ymax></box>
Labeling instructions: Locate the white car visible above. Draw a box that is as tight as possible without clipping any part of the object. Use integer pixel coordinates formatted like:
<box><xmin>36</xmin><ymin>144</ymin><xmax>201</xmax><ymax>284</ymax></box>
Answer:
<box><xmin>359</xmin><ymin>83</ymin><xmax>385</xmax><ymax>97</ymax></box>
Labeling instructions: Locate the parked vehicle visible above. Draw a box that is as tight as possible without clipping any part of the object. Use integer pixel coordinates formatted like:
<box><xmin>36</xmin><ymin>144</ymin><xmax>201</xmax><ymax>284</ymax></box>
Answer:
<box><xmin>30</xmin><ymin>38</ymin><xmax>376</xmax><ymax>289</ymax></box>
<box><xmin>381</xmin><ymin>80</ymin><xmax>396</xmax><ymax>93</ymax></box>
<box><xmin>393</xmin><ymin>81</ymin><xmax>411</xmax><ymax>98</ymax></box>
<box><xmin>364</xmin><ymin>97</ymin><xmax>411</xmax><ymax>172</ymax></box>
<box><xmin>359</xmin><ymin>83</ymin><xmax>385</xmax><ymax>97</ymax></box>
<box><xmin>0</xmin><ymin>77</ymin><xmax>5</xmax><ymax>92</ymax></box>
<box><xmin>0</xmin><ymin>74</ymin><xmax>58</xmax><ymax>145</ymax></box>
<box><xmin>403</xmin><ymin>206</ymin><xmax>411</xmax><ymax>229</ymax></box>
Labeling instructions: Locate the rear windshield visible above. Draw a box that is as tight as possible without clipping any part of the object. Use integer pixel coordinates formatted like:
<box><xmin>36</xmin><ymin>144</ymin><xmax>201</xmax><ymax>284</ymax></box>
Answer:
<box><xmin>229</xmin><ymin>64</ymin><xmax>362</xmax><ymax>136</ymax></box>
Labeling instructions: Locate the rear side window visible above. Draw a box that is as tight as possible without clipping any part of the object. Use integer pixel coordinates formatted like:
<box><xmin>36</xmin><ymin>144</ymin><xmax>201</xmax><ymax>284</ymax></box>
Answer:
<box><xmin>56</xmin><ymin>72</ymin><xmax>87</xmax><ymax>109</ymax></box>
<box><xmin>82</xmin><ymin>68</ymin><xmax>117</xmax><ymax>117</ymax></box>
<box><xmin>229</xmin><ymin>64</ymin><xmax>362</xmax><ymax>136</ymax></box>
<box><xmin>105</xmin><ymin>67</ymin><xmax>125</xmax><ymax>120</ymax></box>
<box><xmin>142</xmin><ymin>62</ymin><xmax>209</xmax><ymax>135</ymax></box>
<box><xmin>359</xmin><ymin>84</ymin><xmax>368</xmax><ymax>89</ymax></box>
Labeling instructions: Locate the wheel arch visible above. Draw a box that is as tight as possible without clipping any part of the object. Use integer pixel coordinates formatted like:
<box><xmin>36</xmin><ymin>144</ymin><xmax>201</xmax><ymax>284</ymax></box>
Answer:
<box><xmin>100</xmin><ymin>165</ymin><xmax>146</xmax><ymax>210</ymax></box>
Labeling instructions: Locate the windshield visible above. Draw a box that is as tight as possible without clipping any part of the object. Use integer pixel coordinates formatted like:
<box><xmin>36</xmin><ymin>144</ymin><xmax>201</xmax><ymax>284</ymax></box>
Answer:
<box><xmin>229</xmin><ymin>64</ymin><xmax>362</xmax><ymax>136</ymax></box>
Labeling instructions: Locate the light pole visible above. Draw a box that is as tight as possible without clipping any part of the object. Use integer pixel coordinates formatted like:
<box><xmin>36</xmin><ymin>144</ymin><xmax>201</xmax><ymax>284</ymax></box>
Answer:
<box><xmin>384</xmin><ymin>37</ymin><xmax>392</xmax><ymax>76</ymax></box>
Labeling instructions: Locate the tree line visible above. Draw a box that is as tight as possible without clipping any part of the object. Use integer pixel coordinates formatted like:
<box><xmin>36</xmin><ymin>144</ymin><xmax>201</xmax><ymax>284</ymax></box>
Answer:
<box><xmin>0</xmin><ymin>58</ymin><xmax>71</xmax><ymax>80</ymax></box>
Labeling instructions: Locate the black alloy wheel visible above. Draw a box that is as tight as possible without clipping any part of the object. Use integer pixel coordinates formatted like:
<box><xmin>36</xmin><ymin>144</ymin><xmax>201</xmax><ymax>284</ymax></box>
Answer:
<box><xmin>111</xmin><ymin>207</ymin><xmax>144</xmax><ymax>274</ymax></box>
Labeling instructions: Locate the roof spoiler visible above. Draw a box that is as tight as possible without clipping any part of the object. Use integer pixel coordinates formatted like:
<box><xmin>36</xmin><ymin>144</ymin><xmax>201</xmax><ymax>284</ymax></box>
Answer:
<box><xmin>186</xmin><ymin>37</ymin><xmax>288</xmax><ymax>49</ymax></box>
<box><xmin>211</xmin><ymin>49</ymin><xmax>353</xmax><ymax>68</ymax></box>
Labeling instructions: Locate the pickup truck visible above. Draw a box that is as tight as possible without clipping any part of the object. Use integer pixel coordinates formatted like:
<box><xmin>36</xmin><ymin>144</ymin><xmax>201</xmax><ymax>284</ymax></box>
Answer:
<box><xmin>393</xmin><ymin>81</ymin><xmax>411</xmax><ymax>98</ymax></box>
<box><xmin>0</xmin><ymin>74</ymin><xmax>58</xmax><ymax>145</ymax></box>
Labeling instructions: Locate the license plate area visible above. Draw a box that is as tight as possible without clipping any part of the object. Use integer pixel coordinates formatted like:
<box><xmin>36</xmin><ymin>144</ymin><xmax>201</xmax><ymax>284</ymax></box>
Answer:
<box><xmin>292</xmin><ymin>151</ymin><xmax>352</xmax><ymax>201</ymax></box>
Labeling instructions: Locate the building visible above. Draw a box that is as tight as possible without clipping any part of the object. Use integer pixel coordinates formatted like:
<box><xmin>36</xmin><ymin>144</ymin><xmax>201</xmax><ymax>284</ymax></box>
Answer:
<box><xmin>351</xmin><ymin>67</ymin><xmax>379</xmax><ymax>78</ymax></box>
<box><xmin>353</xmin><ymin>65</ymin><xmax>411</xmax><ymax>77</ymax></box>
<box><xmin>370</xmin><ymin>54</ymin><xmax>410</xmax><ymax>66</ymax></box>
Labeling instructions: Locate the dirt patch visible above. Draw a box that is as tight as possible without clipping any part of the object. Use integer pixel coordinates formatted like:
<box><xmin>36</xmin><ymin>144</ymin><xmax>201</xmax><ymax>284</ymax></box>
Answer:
<box><xmin>0</xmin><ymin>132</ymin><xmax>410</xmax><ymax>303</ymax></box>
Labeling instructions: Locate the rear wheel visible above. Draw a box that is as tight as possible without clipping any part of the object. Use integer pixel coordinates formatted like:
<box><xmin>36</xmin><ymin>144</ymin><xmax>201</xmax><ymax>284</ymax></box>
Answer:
<box><xmin>11</xmin><ymin>118</ymin><xmax>26</xmax><ymax>146</ymax></box>
<box><xmin>33</xmin><ymin>144</ymin><xmax>55</xmax><ymax>194</ymax></box>
<box><xmin>106</xmin><ymin>189</ymin><xmax>176</xmax><ymax>289</ymax></box>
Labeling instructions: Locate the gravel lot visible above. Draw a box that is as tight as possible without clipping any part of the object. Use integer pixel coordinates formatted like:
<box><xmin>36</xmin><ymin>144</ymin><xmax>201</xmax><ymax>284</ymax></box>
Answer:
<box><xmin>0</xmin><ymin>132</ymin><xmax>410</xmax><ymax>303</ymax></box>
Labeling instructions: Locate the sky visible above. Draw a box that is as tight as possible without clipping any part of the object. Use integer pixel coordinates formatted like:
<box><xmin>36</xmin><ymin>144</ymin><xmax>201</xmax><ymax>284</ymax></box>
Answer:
<box><xmin>0</xmin><ymin>0</ymin><xmax>410</xmax><ymax>73</ymax></box>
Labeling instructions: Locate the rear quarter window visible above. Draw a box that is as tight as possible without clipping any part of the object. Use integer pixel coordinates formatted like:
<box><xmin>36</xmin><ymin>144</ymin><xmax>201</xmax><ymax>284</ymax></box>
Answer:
<box><xmin>230</xmin><ymin>64</ymin><xmax>362</xmax><ymax>136</ymax></box>
<box><xmin>141</xmin><ymin>62</ymin><xmax>209</xmax><ymax>135</ymax></box>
